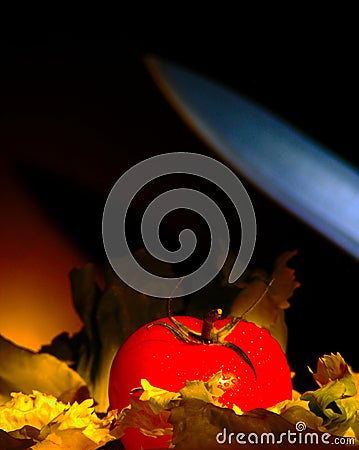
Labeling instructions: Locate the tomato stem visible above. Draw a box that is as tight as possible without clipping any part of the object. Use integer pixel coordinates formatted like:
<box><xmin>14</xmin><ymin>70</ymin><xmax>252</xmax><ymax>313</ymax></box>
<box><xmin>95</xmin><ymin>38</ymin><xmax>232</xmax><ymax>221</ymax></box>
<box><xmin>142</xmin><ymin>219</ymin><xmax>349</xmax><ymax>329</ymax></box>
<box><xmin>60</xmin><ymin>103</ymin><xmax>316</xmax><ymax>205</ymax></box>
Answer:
<box><xmin>201</xmin><ymin>308</ymin><xmax>222</xmax><ymax>343</ymax></box>
<box><xmin>216</xmin><ymin>277</ymin><xmax>275</xmax><ymax>341</ymax></box>
<box><xmin>158</xmin><ymin>279</ymin><xmax>274</xmax><ymax>381</ymax></box>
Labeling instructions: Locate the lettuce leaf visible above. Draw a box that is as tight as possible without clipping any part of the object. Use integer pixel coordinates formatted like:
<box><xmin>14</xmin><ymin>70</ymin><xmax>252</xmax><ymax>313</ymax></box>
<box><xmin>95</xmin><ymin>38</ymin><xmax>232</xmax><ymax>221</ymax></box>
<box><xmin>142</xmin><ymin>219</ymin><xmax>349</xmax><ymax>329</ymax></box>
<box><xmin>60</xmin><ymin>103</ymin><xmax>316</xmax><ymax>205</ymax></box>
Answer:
<box><xmin>0</xmin><ymin>391</ymin><xmax>117</xmax><ymax>449</ymax></box>
<box><xmin>301</xmin><ymin>352</ymin><xmax>359</xmax><ymax>437</ymax></box>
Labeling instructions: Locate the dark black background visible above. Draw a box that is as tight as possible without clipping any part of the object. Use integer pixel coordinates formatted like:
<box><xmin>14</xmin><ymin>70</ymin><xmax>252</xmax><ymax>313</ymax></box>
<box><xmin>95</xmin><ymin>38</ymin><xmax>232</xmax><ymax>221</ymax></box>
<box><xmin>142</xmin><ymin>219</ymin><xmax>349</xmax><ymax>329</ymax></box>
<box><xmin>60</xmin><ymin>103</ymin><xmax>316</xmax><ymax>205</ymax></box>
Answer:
<box><xmin>1</xmin><ymin>20</ymin><xmax>358</xmax><ymax>393</ymax></box>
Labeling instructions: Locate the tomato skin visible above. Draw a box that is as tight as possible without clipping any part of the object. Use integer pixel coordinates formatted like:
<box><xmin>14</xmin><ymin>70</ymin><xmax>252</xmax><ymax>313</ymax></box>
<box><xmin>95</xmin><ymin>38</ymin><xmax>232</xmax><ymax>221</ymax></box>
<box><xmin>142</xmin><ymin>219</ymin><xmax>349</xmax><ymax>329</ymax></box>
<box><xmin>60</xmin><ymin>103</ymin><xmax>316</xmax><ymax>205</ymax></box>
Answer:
<box><xmin>109</xmin><ymin>316</ymin><xmax>292</xmax><ymax>449</ymax></box>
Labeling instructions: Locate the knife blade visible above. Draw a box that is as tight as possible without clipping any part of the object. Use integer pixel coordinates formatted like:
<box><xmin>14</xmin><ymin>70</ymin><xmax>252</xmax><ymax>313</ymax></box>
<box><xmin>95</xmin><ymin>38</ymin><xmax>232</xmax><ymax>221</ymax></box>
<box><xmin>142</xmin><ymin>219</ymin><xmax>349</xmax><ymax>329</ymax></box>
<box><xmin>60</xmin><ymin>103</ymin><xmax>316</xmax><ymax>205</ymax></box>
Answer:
<box><xmin>145</xmin><ymin>55</ymin><xmax>359</xmax><ymax>260</ymax></box>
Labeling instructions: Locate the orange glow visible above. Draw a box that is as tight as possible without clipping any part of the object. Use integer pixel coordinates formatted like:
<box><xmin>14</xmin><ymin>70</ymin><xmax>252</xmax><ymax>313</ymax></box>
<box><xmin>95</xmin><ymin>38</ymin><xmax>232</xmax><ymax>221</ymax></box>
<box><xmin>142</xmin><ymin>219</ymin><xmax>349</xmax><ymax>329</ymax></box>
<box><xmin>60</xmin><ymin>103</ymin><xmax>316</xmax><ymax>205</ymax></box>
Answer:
<box><xmin>0</xmin><ymin>164</ymin><xmax>85</xmax><ymax>351</ymax></box>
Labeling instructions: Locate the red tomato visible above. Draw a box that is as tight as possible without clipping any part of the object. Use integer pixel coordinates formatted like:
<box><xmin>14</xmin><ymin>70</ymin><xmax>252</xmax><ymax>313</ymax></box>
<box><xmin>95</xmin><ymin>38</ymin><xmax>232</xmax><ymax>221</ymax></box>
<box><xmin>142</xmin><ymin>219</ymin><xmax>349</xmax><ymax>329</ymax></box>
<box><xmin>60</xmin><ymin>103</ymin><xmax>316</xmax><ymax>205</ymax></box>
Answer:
<box><xmin>109</xmin><ymin>316</ymin><xmax>292</xmax><ymax>449</ymax></box>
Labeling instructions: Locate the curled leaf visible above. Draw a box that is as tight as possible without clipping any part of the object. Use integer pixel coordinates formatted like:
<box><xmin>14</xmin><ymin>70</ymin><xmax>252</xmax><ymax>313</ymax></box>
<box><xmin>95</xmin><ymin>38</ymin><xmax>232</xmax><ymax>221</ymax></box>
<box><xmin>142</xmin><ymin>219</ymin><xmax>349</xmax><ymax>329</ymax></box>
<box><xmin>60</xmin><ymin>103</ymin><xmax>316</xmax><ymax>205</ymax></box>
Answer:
<box><xmin>0</xmin><ymin>335</ymin><xmax>88</xmax><ymax>405</ymax></box>
<box><xmin>229</xmin><ymin>250</ymin><xmax>300</xmax><ymax>351</ymax></box>
<box><xmin>309</xmin><ymin>352</ymin><xmax>349</xmax><ymax>387</ymax></box>
<box><xmin>272</xmin><ymin>354</ymin><xmax>359</xmax><ymax>441</ymax></box>
<box><xmin>139</xmin><ymin>379</ymin><xmax>181</xmax><ymax>414</ymax></box>
<box><xmin>301</xmin><ymin>380</ymin><xmax>357</xmax><ymax>436</ymax></box>
<box><xmin>303</xmin><ymin>352</ymin><xmax>359</xmax><ymax>438</ymax></box>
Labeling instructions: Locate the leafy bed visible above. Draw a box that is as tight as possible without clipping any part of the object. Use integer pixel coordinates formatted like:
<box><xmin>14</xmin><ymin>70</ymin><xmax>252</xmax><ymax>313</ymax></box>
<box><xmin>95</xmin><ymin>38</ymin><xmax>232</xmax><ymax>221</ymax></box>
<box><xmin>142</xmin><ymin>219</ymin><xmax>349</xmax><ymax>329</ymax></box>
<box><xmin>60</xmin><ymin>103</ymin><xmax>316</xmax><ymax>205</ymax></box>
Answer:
<box><xmin>1</xmin><ymin>251</ymin><xmax>358</xmax><ymax>448</ymax></box>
